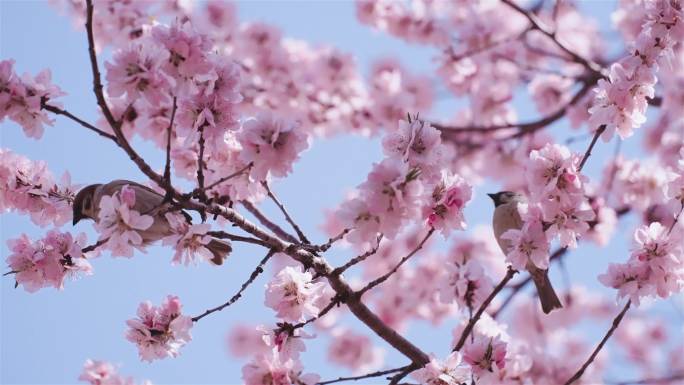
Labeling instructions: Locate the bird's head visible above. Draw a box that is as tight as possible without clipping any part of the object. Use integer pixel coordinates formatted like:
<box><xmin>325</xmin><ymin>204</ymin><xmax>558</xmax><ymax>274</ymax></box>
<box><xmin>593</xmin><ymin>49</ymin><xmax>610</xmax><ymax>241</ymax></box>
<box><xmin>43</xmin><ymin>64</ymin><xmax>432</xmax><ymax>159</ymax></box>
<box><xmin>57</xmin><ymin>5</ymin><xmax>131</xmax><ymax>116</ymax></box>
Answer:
<box><xmin>487</xmin><ymin>191</ymin><xmax>524</xmax><ymax>207</ymax></box>
<box><xmin>72</xmin><ymin>184</ymin><xmax>101</xmax><ymax>225</ymax></box>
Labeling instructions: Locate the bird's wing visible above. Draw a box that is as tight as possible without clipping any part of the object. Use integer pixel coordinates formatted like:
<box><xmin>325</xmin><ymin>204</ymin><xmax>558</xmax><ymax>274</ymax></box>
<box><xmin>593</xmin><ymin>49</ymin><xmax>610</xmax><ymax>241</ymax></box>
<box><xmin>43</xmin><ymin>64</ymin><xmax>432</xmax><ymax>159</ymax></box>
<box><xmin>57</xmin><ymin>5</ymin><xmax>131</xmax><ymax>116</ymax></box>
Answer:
<box><xmin>96</xmin><ymin>180</ymin><xmax>165</xmax><ymax>214</ymax></box>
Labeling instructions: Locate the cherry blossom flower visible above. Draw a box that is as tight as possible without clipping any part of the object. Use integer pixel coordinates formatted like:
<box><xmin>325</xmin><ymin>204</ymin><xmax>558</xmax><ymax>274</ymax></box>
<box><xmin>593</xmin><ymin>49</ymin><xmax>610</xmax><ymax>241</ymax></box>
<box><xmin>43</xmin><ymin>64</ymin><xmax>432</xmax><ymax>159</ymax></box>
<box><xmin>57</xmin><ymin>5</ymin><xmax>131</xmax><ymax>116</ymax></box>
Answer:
<box><xmin>6</xmin><ymin>231</ymin><xmax>92</xmax><ymax>292</ymax></box>
<box><xmin>162</xmin><ymin>212</ymin><xmax>223</xmax><ymax>265</ymax></box>
<box><xmin>264</xmin><ymin>266</ymin><xmax>326</xmax><ymax>323</ymax></box>
<box><xmin>238</xmin><ymin>113</ymin><xmax>310</xmax><ymax>181</ymax></box>
<box><xmin>411</xmin><ymin>352</ymin><xmax>471</xmax><ymax>385</ymax></box>
<box><xmin>79</xmin><ymin>360</ymin><xmax>134</xmax><ymax>385</ymax></box>
<box><xmin>501</xmin><ymin>213</ymin><xmax>550</xmax><ymax>270</ymax></box>
<box><xmin>125</xmin><ymin>295</ymin><xmax>193</xmax><ymax>362</ymax></box>
<box><xmin>425</xmin><ymin>172</ymin><xmax>472</xmax><ymax>236</ymax></box>
<box><xmin>382</xmin><ymin>119</ymin><xmax>445</xmax><ymax>172</ymax></box>
<box><xmin>225</xmin><ymin>324</ymin><xmax>271</xmax><ymax>358</ymax></box>
<box><xmin>462</xmin><ymin>335</ymin><xmax>507</xmax><ymax>376</ymax></box>
<box><xmin>241</xmin><ymin>351</ymin><xmax>319</xmax><ymax>385</ymax></box>
<box><xmin>439</xmin><ymin>259</ymin><xmax>494</xmax><ymax>310</ymax></box>
<box><xmin>327</xmin><ymin>329</ymin><xmax>384</xmax><ymax>374</ymax></box>
<box><xmin>95</xmin><ymin>185</ymin><xmax>154</xmax><ymax>257</ymax></box>
<box><xmin>529</xmin><ymin>74</ymin><xmax>573</xmax><ymax>115</ymax></box>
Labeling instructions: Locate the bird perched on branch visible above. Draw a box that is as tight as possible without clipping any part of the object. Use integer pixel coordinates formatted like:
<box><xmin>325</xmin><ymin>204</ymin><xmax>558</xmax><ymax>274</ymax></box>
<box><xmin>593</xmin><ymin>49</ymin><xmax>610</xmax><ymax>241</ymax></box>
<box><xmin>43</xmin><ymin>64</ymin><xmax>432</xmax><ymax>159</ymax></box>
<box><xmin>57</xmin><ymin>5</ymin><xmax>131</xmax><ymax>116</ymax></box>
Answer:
<box><xmin>488</xmin><ymin>191</ymin><xmax>563</xmax><ymax>314</ymax></box>
<box><xmin>72</xmin><ymin>180</ymin><xmax>231</xmax><ymax>265</ymax></box>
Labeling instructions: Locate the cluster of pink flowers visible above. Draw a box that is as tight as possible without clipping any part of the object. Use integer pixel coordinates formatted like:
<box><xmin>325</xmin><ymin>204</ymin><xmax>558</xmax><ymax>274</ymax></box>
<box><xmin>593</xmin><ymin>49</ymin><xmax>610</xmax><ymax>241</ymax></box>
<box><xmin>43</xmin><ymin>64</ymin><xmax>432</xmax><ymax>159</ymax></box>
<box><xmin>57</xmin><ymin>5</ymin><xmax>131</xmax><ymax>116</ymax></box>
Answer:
<box><xmin>264</xmin><ymin>266</ymin><xmax>327</xmax><ymax>323</ymax></box>
<box><xmin>607</xmin><ymin>157</ymin><xmax>671</xmax><ymax>211</ymax></box>
<box><xmin>327</xmin><ymin>328</ymin><xmax>384</xmax><ymax>374</ymax></box>
<box><xmin>94</xmin><ymin>185</ymin><xmax>154</xmax><ymax>257</ymax></box>
<box><xmin>125</xmin><ymin>295</ymin><xmax>193</xmax><ymax>362</ymax></box>
<box><xmin>6</xmin><ymin>230</ymin><xmax>92</xmax><ymax>292</ymax></box>
<box><xmin>79</xmin><ymin>359</ymin><xmax>151</xmax><ymax>385</ymax></box>
<box><xmin>237</xmin><ymin>113</ymin><xmax>310</xmax><ymax>181</ymax></box>
<box><xmin>0</xmin><ymin>59</ymin><xmax>65</xmax><ymax>139</ymax></box>
<box><xmin>502</xmin><ymin>143</ymin><xmax>594</xmax><ymax>270</ymax></box>
<box><xmin>589</xmin><ymin>0</ymin><xmax>684</xmax><ymax>141</ymax></box>
<box><xmin>0</xmin><ymin>149</ymin><xmax>75</xmax><ymax>227</ymax></box>
<box><xmin>599</xmin><ymin>221</ymin><xmax>684</xmax><ymax>305</ymax></box>
<box><xmin>162</xmin><ymin>212</ymin><xmax>222</xmax><ymax>266</ymax></box>
<box><xmin>334</xmin><ymin>119</ymin><xmax>471</xmax><ymax>249</ymax></box>
<box><xmin>411</xmin><ymin>352</ymin><xmax>471</xmax><ymax>385</ymax></box>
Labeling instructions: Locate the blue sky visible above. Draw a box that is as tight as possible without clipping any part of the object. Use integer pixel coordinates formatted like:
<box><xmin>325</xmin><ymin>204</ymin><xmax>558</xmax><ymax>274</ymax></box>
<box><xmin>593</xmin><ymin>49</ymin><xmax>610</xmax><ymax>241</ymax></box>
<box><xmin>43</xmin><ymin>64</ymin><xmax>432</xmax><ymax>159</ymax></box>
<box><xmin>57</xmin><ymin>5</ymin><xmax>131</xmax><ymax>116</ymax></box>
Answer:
<box><xmin>1</xmin><ymin>1</ymin><xmax>682</xmax><ymax>384</ymax></box>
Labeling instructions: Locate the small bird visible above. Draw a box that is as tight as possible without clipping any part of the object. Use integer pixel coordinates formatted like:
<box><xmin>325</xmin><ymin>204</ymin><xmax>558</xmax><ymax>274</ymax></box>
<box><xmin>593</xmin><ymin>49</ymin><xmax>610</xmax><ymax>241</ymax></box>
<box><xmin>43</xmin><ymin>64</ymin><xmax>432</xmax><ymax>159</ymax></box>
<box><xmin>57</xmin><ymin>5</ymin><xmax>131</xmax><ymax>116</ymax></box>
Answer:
<box><xmin>488</xmin><ymin>191</ymin><xmax>563</xmax><ymax>314</ymax></box>
<box><xmin>72</xmin><ymin>180</ymin><xmax>231</xmax><ymax>265</ymax></box>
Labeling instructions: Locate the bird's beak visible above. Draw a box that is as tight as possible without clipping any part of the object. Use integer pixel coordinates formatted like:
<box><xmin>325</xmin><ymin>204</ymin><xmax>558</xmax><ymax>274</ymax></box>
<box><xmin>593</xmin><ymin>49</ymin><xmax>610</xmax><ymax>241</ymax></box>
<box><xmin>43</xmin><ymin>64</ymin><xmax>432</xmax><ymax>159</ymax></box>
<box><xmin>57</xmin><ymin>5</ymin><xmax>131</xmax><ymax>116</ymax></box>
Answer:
<box><xmin>487</xmin><ymin>193</ymin><xmax>497</xmax><ymax>202</ymax></box>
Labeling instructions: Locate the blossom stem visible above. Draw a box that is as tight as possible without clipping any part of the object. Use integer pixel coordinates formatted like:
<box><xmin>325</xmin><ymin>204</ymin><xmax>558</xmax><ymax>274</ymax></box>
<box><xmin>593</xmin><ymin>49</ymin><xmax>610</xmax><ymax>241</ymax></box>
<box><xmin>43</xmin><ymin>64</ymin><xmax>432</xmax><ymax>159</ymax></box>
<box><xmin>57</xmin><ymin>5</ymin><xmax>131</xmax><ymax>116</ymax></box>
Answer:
<box><xmin>453</xmin><ymin>267</ymin><xmax>517</xmax><ymax>352</ymax></box>
<box><xmin>316</xmin><ymin>365</ymin><xmax>410</xmax><ymax>385</ymax></box>
<box><xmin>192</xmin><ymin>249</ymin><xmax>276</xmax><ymax>322</ymax></box>
<box><xmin>262</xmin><ymin>181</ymin><xmax>311</xmax><ymax>244</ymax></box>
<box><xmin>163</xmin><ymin>97</ymin><xmax>178</xmax><ymax>188</ymax></box>
<box><xmin>563</xmin><ymin>300</ymin><xmax>632</xmax><ymax>385</ymax></box>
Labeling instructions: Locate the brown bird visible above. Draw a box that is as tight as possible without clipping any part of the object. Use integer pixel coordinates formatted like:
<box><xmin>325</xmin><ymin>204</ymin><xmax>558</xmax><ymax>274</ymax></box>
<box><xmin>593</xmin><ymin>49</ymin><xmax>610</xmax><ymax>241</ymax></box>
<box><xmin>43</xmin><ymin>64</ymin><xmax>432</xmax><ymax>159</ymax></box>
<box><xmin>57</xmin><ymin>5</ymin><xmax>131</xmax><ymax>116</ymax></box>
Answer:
<box><xmin>72</xmin><ymin>180</ymin><xmax>231</xmax><ymax>265</ymax></box>
<box><xmin>488</xmin><ymin>191</ymin><xmax>563</xmax><ymax>314</ymax></box>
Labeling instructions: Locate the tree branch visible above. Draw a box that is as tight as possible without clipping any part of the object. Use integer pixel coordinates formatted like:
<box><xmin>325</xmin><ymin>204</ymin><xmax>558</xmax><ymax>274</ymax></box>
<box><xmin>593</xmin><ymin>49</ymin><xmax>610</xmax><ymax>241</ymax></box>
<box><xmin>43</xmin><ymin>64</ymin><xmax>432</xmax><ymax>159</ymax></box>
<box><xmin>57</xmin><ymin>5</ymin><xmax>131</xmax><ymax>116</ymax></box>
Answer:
<box><xmin>332</xmin><ymin>234</ymin><xmax>383</xmax><ymax>275</ymax></box>
<box><xmin>192</xmin><ymin>249</ymin><xmax>276</xmax><ymax>322</ymax></box>
<box><xmin>357</xmin><ymin>229</ymin><xmax>433</xmax><ymax>297</ymax></box>
<box><xmin>206</xmin><ymin>231</ymin><xmax>271</xmax><ymax>247</ymax></box>
<box><xmin>241</xmin><ymin>200</ymin><xmax>300</xmax><ymax>244</ymax></box>
<box><xmin>578</xmin><ymin>125</ymin><xmax>607</xmax><ymax>172</ymax></box>
<box><xmin>563</xmin><ymin>300</ymin><xmax>632</xmax><ymax>385</ymax></box>
<box><xmin>262</xmin><ymin>181</ymin><xmax>311</xmax><ymax>244</ymax></box>
<box><xmin>452</xmin><ymin>267</ymin><xmax>517</xmax><ymax>352</ymax></box>
<box><xmin>317</xmin><ymin>365</ymin><xmax>410</xmax><ymax>385</ymax></box>
<box><xmin>41</xmin><ymin>103</ymin><xmax>116</xmax><ymax>141</ymax></box>
<box><xmin>163</xmin><ymin>97</ymin><xmax>178</xmax><ymax>187</ymax></box>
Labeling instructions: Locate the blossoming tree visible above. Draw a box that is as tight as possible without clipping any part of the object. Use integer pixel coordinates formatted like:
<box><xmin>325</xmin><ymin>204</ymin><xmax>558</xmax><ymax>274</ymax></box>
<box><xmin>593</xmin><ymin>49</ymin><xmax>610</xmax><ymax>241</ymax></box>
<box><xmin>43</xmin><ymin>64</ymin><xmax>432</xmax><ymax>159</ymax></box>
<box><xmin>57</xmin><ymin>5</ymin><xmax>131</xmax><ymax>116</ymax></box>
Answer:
<box><xmin>2</xmin><ymin>0</ymin><xmax>684</xmax><ymax>384</ymax></box>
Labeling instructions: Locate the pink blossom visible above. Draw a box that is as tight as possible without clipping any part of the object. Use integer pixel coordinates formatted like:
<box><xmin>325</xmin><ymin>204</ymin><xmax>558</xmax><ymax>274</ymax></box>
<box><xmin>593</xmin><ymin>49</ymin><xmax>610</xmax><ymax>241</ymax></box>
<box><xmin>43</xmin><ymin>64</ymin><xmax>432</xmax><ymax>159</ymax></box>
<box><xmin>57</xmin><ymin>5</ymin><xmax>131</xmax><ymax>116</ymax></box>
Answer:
<box><xmin>382</xmin><ymin>119</ymin><xmax>445</xmax><ymax>171</ymax></box>
<box><xmin>528</xmin><ymin>74</ymin><xmax>573</xmax><ymax>115</ymax></box>
<box><xmin>411</xmin><ymin>352</ymin><xmax>471</xmax><ymax>385</ymax></box>
<box><xmin>327</xmin><ymin>329</ymin><xmax>384</xmax><ymax>373</ymax></box>
<box><xmin>225</xmin><ymin>324</ymin><xmax>270</xmax><ymax>358</ymax></box>
<box><xmin>79</xmin><ymin>360</ymin><xmax>135</xmax><ymax>385</ymax></box>
<box><xmin>462</xmin><ymin>335</ymin><xmax>507</xmax><ymax>376</ymax></box>
<box><xmin>95</xmin><ymin>185</ymin><xmax>154</xmax><ymax>257</ymax></box>
<box><xmin>238</xmin><ymin>113</ymin><xmax>310</xmax><ymax>181</ymax></box>
<box><xmin>526</xmin><ymin>143</ymin><xmax>584</xmax><ymax>203</ymax></box>
<box><xmin>162</xmin><ymin>212</ymin><xmax>219</xmax><ymax>265</ymax></box>
<box><xmin>241</xmin><ymin>351</ymin><xmax>319</xmax><ymax>385</ymax></box>
<box><xmin>425</xmin><ymin>172</ymin><xmax>472</xmax><ymax>236</ymax></box>
<box><xmin>335</xmin><ymin>197</ymin><xmax>381</xmax><ymax>250</ymax></box>
<box><xmin>6</xmin><ymin>231</ymin><xmax>92</xmax><ymax>293</ymax></box>
<box><xmin>105</xmin><ymin>40</ymin><xmax>173</xmax><ymax>106</ymax></box>
<box><xmin>264</xmin><ymin>266</ymin><xmax>326</xmax><ymax>323</ymax></box>
<box><xmin>125</xmin><ymin>295</ymin><xmax>193</xmax><ymax>362</ymax></box>
<box><xmin>439</xmin><ymin>259</ymin><xmax>494</xmax><ymax>310</ymax></box>
<box><xmin>501</xmin><ymin>215</ymin><xmax>550</xmax><ymax>270</ymax></box>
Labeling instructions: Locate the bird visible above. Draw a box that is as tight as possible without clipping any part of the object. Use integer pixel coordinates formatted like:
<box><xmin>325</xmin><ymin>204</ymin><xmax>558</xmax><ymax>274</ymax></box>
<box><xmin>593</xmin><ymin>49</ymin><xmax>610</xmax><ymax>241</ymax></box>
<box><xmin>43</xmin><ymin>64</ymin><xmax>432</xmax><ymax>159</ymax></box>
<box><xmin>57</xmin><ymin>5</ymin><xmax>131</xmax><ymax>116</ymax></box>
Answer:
<box><xmin>488</xmin><ymin>191</ymin><xmax>563</xmax><ymax>314</ymax></box>
<box><xmin>72</xmin><ymin>180</ymin><xmax>231</xmax><ymax>265</ymax></box>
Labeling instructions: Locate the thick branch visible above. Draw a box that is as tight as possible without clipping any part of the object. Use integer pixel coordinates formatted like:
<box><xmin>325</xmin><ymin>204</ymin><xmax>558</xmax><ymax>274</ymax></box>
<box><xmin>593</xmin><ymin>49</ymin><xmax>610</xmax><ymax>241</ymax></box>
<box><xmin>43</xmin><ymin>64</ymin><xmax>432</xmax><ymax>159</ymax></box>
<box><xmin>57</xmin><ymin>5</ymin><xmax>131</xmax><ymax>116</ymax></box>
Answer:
<box><xmin>452</xmin><ymin>267</ymin><xmax>517</xmax><ymax>352</ymax></box>
<box><xmin>563</xmin><ymin>300</ymin><xmax>632</xmax><ymax>385</ymax></box>
<box><xmin>192</xmin><ymin>249</ymin><xmax>276</xmax><ymax>322</ymax></box>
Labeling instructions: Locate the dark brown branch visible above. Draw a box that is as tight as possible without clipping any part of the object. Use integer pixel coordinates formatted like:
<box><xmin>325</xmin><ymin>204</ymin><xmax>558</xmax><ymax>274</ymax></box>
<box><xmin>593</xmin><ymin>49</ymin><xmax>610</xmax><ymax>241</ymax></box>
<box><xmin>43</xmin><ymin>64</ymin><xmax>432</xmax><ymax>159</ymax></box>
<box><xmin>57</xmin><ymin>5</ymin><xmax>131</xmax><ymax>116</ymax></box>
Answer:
<box><xmin>241</xmin><ymin>200</ymin><xmax>300</xmax><ymax>244</ymax></box>
<box><xmin>563</xmin><ymin>300</ymin><xmax>632</xmax><ymax>385</ymax></box>
<box><xmin>317</xmin><ymin>365</ymin><xmax>410</xmax><ymax>385</ymax></box>
<box><xmin>357</xmin><ymin>229</ymin><xmax>434</xmax><ymax>297</ymax></box>
<box><xmin>84</xmin><ymin>0</ymin><xmax>118</xmax><ymax>130</ymax></box>
<box><xmin>196</xmin><ymin>124</ymin><xmax>207</xmax><ymax>198</ymax></box>
<box><xmin>289</xmin><ymin>295</ymin><xmax>342</xmax><ymax>330</ymax></box>
<box><xmin>81</xmin><ymin>238</ymin><xmax>108</xmax><ymax>254</ymax></box>
<box><xmin>163</xmin><ymin>97</ymin><xmax>178</xmax><ymax>186</ymax></box>
<box><xmin>311</xmin><ymin>228</ymin><xmax>351</xmax><ymax>252</ymax></box>
<box><xmin>388</xmin><ymin>363</ymin><xmax>421</xmax><ymax>385</ymax></box>
<box><xmin>452</xmin><ymin>267</ymin><xmax>517</xmax><ymax>351</ymax></box>
<box><xmin>206</xmin><ymin>231</ymin><xmax>270</xmax><ymax>247</ymax></box>
<box><xmin>262</xmin><ymin>181</ymin><xmax>311</xmax><ymax>244</ymax></box>
<box><xmin>41</xmin><ymin>103</ymin><xmax>116</xmax><ymax>141</ymax></box>
<box><xmin>501</xmin><ymin>0</ymin><xmax>604</xmax><ymax>75</ymax></box>
<box><xmin>332</xmin><ymin>234</ymin><xmax>383</xmax><ymax>275</ymax></box>
<box><xmin>578</xmin><ymin>125</ymin><xmax>607</xmax><ymax>172</ymax></box>
<box><xmin>192</xmin><ymin>249</ymin><xmax>276</xmax><ymax>322</ymax></box>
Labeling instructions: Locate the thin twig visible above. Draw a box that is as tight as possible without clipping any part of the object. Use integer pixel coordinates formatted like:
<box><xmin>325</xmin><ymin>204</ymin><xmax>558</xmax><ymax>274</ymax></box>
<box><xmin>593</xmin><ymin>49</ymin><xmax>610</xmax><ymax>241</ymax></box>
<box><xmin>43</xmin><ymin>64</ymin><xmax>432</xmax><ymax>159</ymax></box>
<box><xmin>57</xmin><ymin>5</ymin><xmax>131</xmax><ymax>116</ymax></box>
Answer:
<box><xmin>310</xmin><ymin>228</ymin><xmax>351</xmax><ymax>252</ymax></box>
<box><xmin>241</xmin><ymin>200</ymin><xmax>299</xmax><ymax>244</ymax></box>
<box><xmin>333</xmin><ymin>234</ymin><xmax>383</xmax><ymax>275</ymax></box>
<box><xmin>81</xmin><ymin>238</ymin><xmax>108</xmax><ymax>254</ymax></box>
<box><xmin>204</xmin><ymin>162</ymin><xmax>252</xmax><ymax>191</ymax></box>
<box><xmin>357</xmin><ymin>229</ymin><xmax>434</xmax><ymax>297</ymax></box>
<box><xmin>388</xmin><ymin>363</ymin><xmax>421</xmax><ymax>385</ymax></box>
<box><xmin>452</xmin><ymin>267</ymin><xmax>517</xmax><ymax>351</ymax></box>
<box><xmin>41</xmin><ymin>103</ymin><xmax>116</xmax><ymax>140</ymax></box>
<box><xmin>578</xmin><ymin>125</ymin><xmax>607</xmax><ymax>172</ymax></box>
<box><xmin>3</xmin><ymin>270</ymin><xmax>18</xmax><ymax>277</ymax></box>
<box><xmin>192</xmin><ymin>249</ymin><xmax>276</xmax><ymax>322</ymax></box>
<box><xmin>563</xmin><ymin>300</ymin><xmax>632</xmax><ymax>385</ymax></box>
<box><xmin>163</xmin><ymin>97</ymin><xmax>178</xmax><ymax>186</ymax></box>
<box><xmin>290</xmin><ymin>295</ymin><xmax>343</xmax><ymax>330</ymax></box>
<box><xmin>196</xmin><ymin>124</ymin><xmax>207</xmax><ymax>197</ymax></box>
<box><xmin>317</xmin><ymin>365</ymin><xmax>410</xmax><ymax>385</ymax></box>
<box><xmin>262</xmin><ymin>181</ymin><xmax>310</xmax><ymax>244</ymax></box>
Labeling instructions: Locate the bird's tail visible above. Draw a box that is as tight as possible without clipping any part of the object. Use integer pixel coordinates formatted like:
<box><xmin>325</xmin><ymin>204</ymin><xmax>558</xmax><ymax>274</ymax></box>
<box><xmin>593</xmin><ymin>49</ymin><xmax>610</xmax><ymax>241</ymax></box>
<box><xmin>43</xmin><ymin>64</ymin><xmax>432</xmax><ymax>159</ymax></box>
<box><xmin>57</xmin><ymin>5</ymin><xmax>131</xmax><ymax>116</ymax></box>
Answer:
<box><xmin>529</xmin><ymin>266</ymin><xmax>563</xmax><ymax>314</ymax></box>
<box><xmin>207</xmin><ymin>239</ymin><xmax>232</xmax><ymax>265</ymax></box>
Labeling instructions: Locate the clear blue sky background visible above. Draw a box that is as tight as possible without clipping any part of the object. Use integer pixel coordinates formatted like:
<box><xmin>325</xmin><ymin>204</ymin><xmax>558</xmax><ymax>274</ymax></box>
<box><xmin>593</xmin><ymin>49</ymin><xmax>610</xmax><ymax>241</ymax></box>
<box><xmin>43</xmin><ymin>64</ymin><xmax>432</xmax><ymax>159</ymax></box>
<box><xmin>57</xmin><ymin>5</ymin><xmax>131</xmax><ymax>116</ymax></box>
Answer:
<box><xmin>1</xmin><ymin>1</ymin><xmax>682</xmax><ymax>384</ymax></box>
